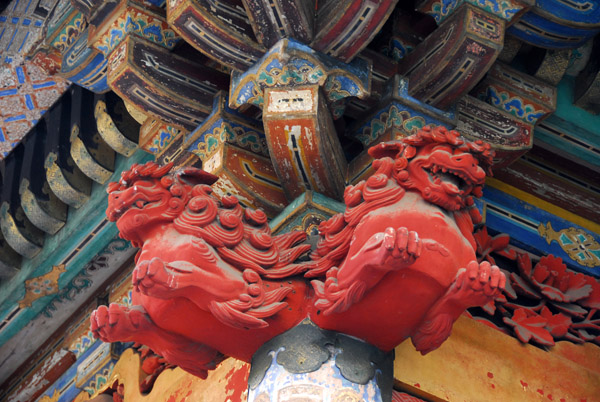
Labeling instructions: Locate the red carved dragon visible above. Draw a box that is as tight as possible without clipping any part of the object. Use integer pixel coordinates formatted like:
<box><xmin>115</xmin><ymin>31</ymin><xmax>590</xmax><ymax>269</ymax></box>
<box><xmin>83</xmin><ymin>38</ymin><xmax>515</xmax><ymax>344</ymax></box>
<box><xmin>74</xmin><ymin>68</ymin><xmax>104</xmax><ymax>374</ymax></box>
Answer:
<box><xmin>91</xmin><ymin>126</ymin><xmax>505</xmax><ymax>377</ymax></box>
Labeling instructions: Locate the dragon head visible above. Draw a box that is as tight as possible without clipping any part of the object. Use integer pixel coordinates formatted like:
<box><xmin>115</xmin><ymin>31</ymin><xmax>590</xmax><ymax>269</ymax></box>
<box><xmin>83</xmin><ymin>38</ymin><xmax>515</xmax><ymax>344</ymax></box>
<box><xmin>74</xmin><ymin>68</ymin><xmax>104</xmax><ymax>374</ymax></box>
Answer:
<box><xmin>106</xmin><ymin>162</ymin><xmax>218</xmax><ymax>247</ymax></box>
<box><xmin>369</xmin><ymin>126</ymin><xmax>493</xmax><ymax>211</ymax></box>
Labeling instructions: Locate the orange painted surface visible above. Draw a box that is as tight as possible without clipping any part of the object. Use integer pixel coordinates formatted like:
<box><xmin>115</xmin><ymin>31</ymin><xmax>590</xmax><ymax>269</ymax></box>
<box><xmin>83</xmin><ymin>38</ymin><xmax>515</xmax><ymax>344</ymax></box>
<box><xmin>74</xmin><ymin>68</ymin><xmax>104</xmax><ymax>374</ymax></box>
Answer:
<box><xmin>394</xmin><ymin>315</ymin><xmax>600</xmax><ymax>402</ymax></box>
<box><xmin>98</xmin><ymin>349</ymin><xmax>249</xmax><ymax>402</ymax></box>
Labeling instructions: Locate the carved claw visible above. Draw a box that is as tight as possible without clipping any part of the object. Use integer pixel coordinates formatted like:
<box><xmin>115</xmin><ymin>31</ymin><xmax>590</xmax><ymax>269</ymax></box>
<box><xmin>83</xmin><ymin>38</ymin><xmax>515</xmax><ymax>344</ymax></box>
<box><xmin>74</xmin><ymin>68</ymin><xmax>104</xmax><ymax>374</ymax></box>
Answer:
<box><xmin>453</xmin><ymin>260</ymin><xmax>506</xmax><ymax>305</ymax></box>
<box><xmin>411</xmin><ymin>261</ymin><xmax>506</xmax><ymax>354</ymax></box>
<box><xmin>312</xmin><ymin>268</ymin><xmax>367</xmax><ymax>315</ymax></box>
<box><xmin>359</xmin><ymin>227</ymin><xmax>422</xmax><ymax>269</ymax></box>
<box><xmin>90</xmin><ymin>304</ymin><xmax>224</xmax><ymax>380</ymax></box>
<box><xmin>91</xmin><ymin>303</ymin><xmax>152</xmax><ymax>343</ymax></box>
<box><xmin>133</xmin><ymin>257</ymin><xmax>174</xmax><ymax>297</ymax></box>
<box><xmin>383</xmin><ymin>227</ymin><xmax>422</xmax><ymax>265</ymax></box>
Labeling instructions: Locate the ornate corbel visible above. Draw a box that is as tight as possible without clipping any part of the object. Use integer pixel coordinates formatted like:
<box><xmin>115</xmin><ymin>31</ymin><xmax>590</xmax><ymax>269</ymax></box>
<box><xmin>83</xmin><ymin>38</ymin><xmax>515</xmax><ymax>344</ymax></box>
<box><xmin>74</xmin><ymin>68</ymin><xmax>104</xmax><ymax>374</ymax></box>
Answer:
<box><xmin>167</xmin><ymin>0</ymin><xmax>266</xmax><ymax>72</ymax></box>
<box><xmin>472</xmin><ymin>62</ymin><xmax>557</xmax><ymax>125</ymax></box>
<box><xmin>230</xmin><ymin>39</ymin><xmax>371</xmax><ymax>201</ymax></box>
<box><xmin>399</xmin><ymin>3</ymin><xmax>505</xmax><ymax>110</ymax></box>
<box><xmin>184</xmin><ymin>92</ymin><xmax>286</xmax><ymax>217</ymax></box>
<box><xmin>69</xmin><ymin>87</ymin><xmax>116</xmax><ymax>184</ymax></box>
<box><xmin>19</xmin><ymin>123</ymin><xmax>67</xmax><ymax>235</ymax></box>
<box><xmin>94</xmin><ymin>91</ymin><xmax>140</xmax><ymax>157</ymax></box>
<box><xmin>44</xmin><ymin>90</ymin><xmax>92</xmax><ymax>208</ymax></box>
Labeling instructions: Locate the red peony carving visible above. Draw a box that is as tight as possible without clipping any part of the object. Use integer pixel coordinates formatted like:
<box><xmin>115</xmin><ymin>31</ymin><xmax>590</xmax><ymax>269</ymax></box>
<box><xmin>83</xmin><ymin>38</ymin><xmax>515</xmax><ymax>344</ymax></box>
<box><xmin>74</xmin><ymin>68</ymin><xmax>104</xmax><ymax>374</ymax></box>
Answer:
<box><xmin>471</xmin><ymin>227</ymin><xmax>600</xmax><ymax>347</ymax></box>
<box><xmin>91</xmin><ymin>126</ymin><xmax>505</xmax><ymax>377</ymax></box>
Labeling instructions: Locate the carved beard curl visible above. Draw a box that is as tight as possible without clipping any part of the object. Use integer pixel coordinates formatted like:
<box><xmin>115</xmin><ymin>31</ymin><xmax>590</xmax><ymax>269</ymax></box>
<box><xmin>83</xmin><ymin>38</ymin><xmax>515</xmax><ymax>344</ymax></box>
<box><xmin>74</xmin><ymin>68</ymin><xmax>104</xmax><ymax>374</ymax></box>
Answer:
<box><xmin>117</xmin><ymin>213</ymin><xmax>150</xmax><ymax>246</ymax></box>
<box><xmin>422</xmin><ymin>188</ymin><xmax>462</xmax><ymax>211</ymax></box>
<box><xmin>399</xmin><ymin>175</ymin><xmax>464</xmax><ymax>211</ymax></box>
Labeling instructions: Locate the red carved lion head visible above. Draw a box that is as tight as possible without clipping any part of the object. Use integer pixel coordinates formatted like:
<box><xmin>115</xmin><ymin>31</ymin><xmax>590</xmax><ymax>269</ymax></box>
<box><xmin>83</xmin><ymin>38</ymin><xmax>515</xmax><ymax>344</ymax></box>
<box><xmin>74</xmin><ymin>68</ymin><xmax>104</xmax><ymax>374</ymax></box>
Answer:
<box><xmin>106</xmin><ymin>162</ymin><xmax>218</xmax><ymax>247</ymax></box>
<box><xmin>369</xmin><ymin>126</ymin><xmax>494</xmax><ymax>211</ymax></box>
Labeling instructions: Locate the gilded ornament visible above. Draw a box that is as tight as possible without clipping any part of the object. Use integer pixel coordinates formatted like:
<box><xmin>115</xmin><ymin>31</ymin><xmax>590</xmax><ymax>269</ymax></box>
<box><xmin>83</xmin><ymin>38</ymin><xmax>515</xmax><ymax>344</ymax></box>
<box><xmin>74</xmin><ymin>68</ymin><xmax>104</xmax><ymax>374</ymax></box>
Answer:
<box><xmin>95</xmin><ymin>101</ymin><xmax>139</xmax><ymax>157</ymax></box>
<box><xmin>19</xmin><ymin>179</ymin><xmax>65</xmax><ymax>235</ymax></box>
<box><xmin>538</xmin><ymin>222</ymin><xmax>600</xmax><ymax>268</ymax></box>
<box><xmin>45</xmin><ymin>152</ymin><xmax>90</xmax><ymax>208</ymax></box>
<box><xmin>69</xmin><ymin>125</ymin><xmax>114</xmax><ymax>184</ymax></box>
<box><xmin>38</xmin><ymin>389</ymin><xmax>61</xmax><ymax>402</ymax></box>
<box><xmin>19</xmin><ymin>264</ymin><xmax>66</xmax><ymax>308</ymax></box>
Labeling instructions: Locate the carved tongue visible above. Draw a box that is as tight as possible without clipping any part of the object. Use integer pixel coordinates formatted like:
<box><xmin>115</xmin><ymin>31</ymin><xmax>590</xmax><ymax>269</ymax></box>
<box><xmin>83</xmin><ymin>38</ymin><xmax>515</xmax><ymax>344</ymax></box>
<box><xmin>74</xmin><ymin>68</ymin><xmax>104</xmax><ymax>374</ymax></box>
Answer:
<box><xmin>437</xmin><ymin>172</ymin><xmax>460</xmax><ymax>195</ymax></box>
<box><xmin>437</xmin><ymin>171</ymin><xmax>461</xmax><ymax>195</ymax></box>
<box><xmin>442</xmin><ymin>181</ymin><xmax>460</xmax><ymax>195</ymax></box>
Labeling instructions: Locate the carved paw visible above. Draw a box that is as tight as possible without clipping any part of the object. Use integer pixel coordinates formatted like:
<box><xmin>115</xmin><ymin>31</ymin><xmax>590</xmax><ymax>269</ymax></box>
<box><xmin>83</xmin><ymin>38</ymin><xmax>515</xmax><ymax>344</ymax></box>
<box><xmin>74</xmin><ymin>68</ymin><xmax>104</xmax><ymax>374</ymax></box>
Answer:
<box><xmin>133</xmin><ymin>257</ymin><xmax>172</xmax><ymax>296</ymax></box>
<box><xmin>386</xmin><ymin>227</ymin><xmax>421</xmax><ymax>264</ymax></box>
<box><xmin>411</xmin><ymin>262</ymin><xmax>505</xmax><ymax>355</ymax></box>
<box><xmin>91</xmin><ymin>303</ymin><xmax>151</xmax><ymax>343</ymax></box>
<box><xmin>450</xmin><ymin>261</ymin><xmax>506</xmax><ymax>307</ymax></box>
<box><xmin>362</xmin><ymin>227</ymin><xmax>421</xmax><ymax>267</ymax></box>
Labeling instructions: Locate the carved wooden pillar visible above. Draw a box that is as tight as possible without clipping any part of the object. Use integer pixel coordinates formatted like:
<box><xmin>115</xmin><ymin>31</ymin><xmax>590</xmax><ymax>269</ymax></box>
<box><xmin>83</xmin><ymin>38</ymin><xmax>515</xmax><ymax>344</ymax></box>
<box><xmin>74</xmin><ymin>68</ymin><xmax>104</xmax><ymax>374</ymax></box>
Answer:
<box><xmin>248</xmin><ymin>320</ymin><xmax>393</xmax><ymax>402</ymax></box>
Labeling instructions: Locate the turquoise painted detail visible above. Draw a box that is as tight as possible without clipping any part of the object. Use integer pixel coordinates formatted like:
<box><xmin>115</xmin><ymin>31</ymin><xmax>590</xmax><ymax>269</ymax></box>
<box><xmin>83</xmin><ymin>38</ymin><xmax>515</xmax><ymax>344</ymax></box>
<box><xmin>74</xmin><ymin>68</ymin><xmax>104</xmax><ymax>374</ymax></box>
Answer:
<box><xmin>425</xmin><ymin>0</ymin><xmax>523</xmax><ymax>23</ymax></box>
<box><xmin>230</xmin><ymin>39</ymin><xmax>370</xmax><ymax>109</ymax></box>
<box><xmin>534</xmin><ymin>78</ymin><xmax>600</xmax><ymax>168</ymax></box>
<box><xmin>351</xmin><ymin>77</ymin><xmax>456</xmax><ymax>146</ymax></box>
<box><xmin>268</xmin><ymin>192</ymin><xmax>345</xmax><ymax>235</ymax></box>
<box><xmin>186</xmin><ymin>95</ymin><xmax>267</xmax><ymax>159</ymax></box>
<box><xmin>0</xmin><ymin>150</ymin><xmax>153</xmax><ymax>346</ymax></box>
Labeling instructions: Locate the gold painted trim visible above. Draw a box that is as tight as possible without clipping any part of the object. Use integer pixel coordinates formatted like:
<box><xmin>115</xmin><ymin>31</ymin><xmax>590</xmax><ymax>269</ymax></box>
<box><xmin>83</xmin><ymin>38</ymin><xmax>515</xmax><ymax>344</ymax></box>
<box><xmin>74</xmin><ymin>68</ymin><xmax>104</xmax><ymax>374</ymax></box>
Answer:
<box><xmin>45</xmin><ymin>153</ymin><xmax>89</xmax><ymax>208</ymax></box>
<box><xmin>18</xmin><ymin>264</ymin><xmax>66</xmax><ymax>308</ymax></box>
<box><xmin>95</xmin><ymin>100</ymin><xmax>138</xmax><ymax>157</ymax></box>
<box><xmin>19</xmin><ymin>179</ymin><xmax>65</xmax><ymax>235</ymax></box>
<box><xmin>485</xmin><ymin>177</ymin><xmax>600</xmax><ymax>234</ymax></box>
<box><xmin>123</xmin><ymin>100</ymin><xmax>149</xmax><ymax>125</ymax></box>
<box><xmin>70</xmin><ymin>126</ymin><xmax>113</xmax><ymax>184</ymax></box>
<box><xmin>0</xmin><ymin>203</ymin><xmax>42</xmax><ymax>258</ymax></box>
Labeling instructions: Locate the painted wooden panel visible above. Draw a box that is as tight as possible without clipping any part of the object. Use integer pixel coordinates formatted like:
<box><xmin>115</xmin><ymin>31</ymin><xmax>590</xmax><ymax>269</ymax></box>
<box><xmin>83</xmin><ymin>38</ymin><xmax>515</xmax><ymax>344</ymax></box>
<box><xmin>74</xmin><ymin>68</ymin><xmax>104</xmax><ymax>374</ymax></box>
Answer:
<box><xmin>493</xmin><ymin>146</ymin><xmax>600</xmax><ymax>226</ymax></box>
<box><xmin>457</xmin><ymin>95</ymin><xmax>533</xmax><ymax>168</ymax></box>
<box><xmin>472</xmin><ymin>61</ymin><xmax>556</xmax><ymax>124</ymax></box>
<box><xmin>478</xmin><ymin>183</ymin><xmax>600</xmax><ymax>276</ymax></box>
<box><xmin>312</xmin><ymin>0</ymin><xmax>399</xmax><ymax>62</ymax></box>
<box><xmin>399</xmin><ymin>3</ymin><xmax>504</xmax><ymax>110</ymax></box>
<box><xmin>167</xmin><ymin>0</ymin><xmax>265</xmax><ymax>71</ymax></box>
<box><xmin>243</xmin><ymin>0</ymin><xmax>315</xmax><ymax>48</ymax></box>
<box><xmin>107</xmin><ymin>35</ymin><xmax>228</xmax><ymax>131</ymax></box>
<box><xmin>394</xmin><ymin>316</ymin><xmax>600</xmax><ymax>402</ymax></box>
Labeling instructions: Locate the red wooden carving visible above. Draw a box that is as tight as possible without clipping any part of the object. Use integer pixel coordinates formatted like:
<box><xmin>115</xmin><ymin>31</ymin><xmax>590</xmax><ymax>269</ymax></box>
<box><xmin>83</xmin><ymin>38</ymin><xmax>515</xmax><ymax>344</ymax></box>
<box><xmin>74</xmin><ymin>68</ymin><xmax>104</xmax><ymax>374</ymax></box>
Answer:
<box><xmin>471</xmin><ymin>227</ymin><xmax>600</xmax><ymax>347</ymax></box>
<box><xmin>91</xmin><ymin>126</ymin><xmax>505</xmax><ymax>377</ymax></box>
